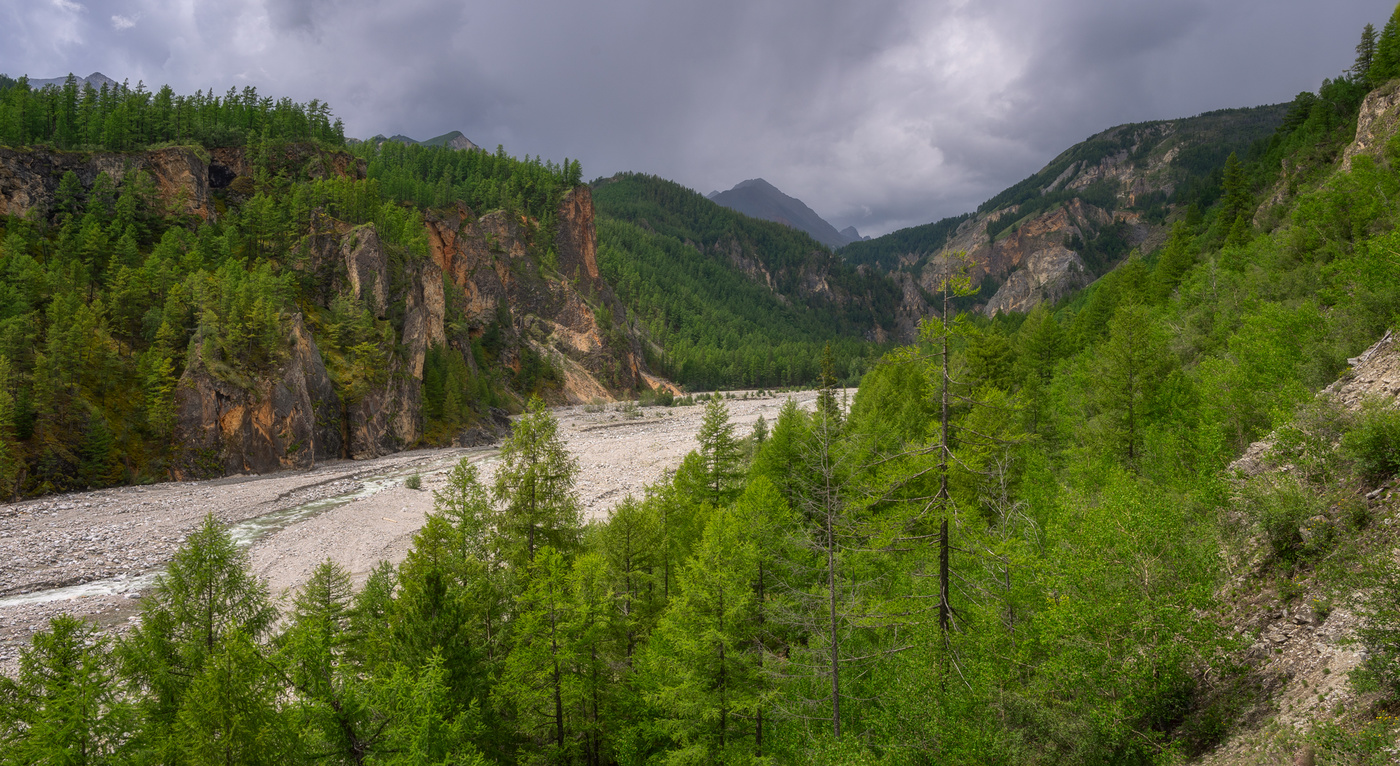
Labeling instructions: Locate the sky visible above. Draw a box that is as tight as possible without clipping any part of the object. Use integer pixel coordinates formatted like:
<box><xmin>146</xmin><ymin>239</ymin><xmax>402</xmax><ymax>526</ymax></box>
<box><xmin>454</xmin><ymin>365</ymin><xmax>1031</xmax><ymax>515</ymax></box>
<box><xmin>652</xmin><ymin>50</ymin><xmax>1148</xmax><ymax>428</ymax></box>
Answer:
<box><xmin>0</xmin><ymin>0</ymin><xmax>1388</xmax><ymax>237</ymax></box>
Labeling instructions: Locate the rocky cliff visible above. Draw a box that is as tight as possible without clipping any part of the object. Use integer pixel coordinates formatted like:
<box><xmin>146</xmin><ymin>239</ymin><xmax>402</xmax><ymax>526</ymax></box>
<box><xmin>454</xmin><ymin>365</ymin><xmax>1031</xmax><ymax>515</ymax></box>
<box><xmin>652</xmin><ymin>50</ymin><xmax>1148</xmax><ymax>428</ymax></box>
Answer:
<box><xmin>0</xmin><ymin>144</ymin><xmax>653</xmax><ymax>480</ymax></box>
<box><xmin>424</xmin><ymin>188</ymin><xmax>648</xmax><ymax>401</ymax></box>
<box><xmin>846</xmin><ymin>105</ymin><xmax>1287</xmax><ymax>319</ymax></box>
<box><xmin>917</xmin><ymin>151</ymin><xmax>1164</xmax><ymax>318</ymax></box>
<box><xmin>943</xmin><ymin>197</ymin><xmax>1148</xmax><ymax>317</ymax></box>
<box><xmin>0</xmin><ymin>145</ymin><xmax>215</xmax><ymax>220</ymax></box>
<box><xmin>0</xmin><ymin>143</ymin><xmax>366</xmax><ymax>225</ymax></box>
<box><xmin>172</xmin><ymin>315</ymin><xmax>344</xmax><ymax>477</ymax></box>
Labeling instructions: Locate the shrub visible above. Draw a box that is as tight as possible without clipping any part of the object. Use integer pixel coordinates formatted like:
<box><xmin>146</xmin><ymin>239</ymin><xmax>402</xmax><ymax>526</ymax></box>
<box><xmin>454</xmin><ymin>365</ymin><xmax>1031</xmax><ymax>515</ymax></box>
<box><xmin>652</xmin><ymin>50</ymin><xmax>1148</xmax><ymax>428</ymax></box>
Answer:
<box><xmin>405</xmin><ymin>473</ymin><xmax>422</xmax><ymax>490</ymax></box>
<box><xmin>1341</xmin><ymin>401</ymin><xmax>1400</xmax><ymax>484</ymax></box>
<box><xmin>1239</xmin><ymin>475</ymin><xmax>1327</xmax><ymax>564</ymax></box>
<box><xmin>1357</xmin><ymin>564</ymin><xmax>1400</xmax><ymax>698</ymax></box>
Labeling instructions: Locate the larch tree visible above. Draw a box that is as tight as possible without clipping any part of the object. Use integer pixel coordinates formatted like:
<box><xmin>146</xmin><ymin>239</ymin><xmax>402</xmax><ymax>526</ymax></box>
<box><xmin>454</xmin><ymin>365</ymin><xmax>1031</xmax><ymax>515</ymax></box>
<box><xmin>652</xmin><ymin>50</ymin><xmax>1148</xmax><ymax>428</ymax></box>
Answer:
<box><xmin>494</xmin><ymin>396</ymin><xmax>582</xmax><ymax>568</ymax></box>
<box><xmin>695</xmin><ymin>392</ymin><xmax>744</xmax><ymax>506</ymax></box>
<box><xmin>1094</xmin><ymin>302</ymin><xmax>1172</xmax><ymax>464</ymax></box>
<box><xmin>0</xmin><ymin>616</ymin><xmax>133</xmax><ymax>766</ymax></box>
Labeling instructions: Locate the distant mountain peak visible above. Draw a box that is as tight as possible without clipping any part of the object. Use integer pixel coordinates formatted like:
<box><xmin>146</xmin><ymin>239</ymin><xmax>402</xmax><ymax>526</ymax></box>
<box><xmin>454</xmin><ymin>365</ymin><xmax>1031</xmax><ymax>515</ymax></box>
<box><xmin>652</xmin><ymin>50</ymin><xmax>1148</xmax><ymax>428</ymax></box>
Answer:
<box><xmin>363</xmin><ymin>131</ymin><xmax>480</xmax><ymax>152</ymax></box>
<box><xmin>24</xmin><ymin>72</ymin><xmax>119</xmax><ymax>90</ymax></box>
<box><xmin>709</xmin><ymin>178</ymin><xmax>857</xmax><ymax>248</ymax></box>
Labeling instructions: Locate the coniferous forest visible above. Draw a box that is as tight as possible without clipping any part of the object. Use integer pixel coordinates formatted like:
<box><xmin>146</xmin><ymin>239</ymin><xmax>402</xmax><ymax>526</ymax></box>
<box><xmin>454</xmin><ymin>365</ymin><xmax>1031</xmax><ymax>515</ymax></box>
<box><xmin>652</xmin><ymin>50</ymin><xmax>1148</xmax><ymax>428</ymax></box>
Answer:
<box><xmin>10</xmin><ymin>7</ymin><xmax>1400</xmax><ymax>766</ymax></box>
<box><xmin>0</xmin><ymin>74</ymin><xmax>589</xmax><ymax>495</ymax></box>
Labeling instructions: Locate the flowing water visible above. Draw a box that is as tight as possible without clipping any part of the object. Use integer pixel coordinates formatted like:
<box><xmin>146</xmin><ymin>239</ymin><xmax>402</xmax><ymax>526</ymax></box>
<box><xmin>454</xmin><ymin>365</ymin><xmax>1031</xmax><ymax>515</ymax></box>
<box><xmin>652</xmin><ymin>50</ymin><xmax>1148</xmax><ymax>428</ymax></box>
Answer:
<box><xmin>0</xmin><ymin>450</ymin><xmax>494</xmax><ymax>609</ymax></box>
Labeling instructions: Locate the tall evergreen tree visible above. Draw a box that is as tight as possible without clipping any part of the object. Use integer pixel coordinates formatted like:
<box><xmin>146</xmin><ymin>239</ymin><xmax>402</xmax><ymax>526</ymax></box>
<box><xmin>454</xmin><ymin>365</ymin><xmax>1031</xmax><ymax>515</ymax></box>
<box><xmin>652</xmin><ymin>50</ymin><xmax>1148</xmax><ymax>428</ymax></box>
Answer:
<box><xmin>1094</xmin><ymin>303</ymin><xmax>1172</xmax><ymax>463</ymax></box>
<box><xmin>1355</xmin><ymin>23</ymin><xmax>1379</xmax><ymax>83</ymax></box>
<box><xmin>0</xmin><ymin>616</ymin><xmax>133</xmax><ymax>766</ymax></box>
<box><xmin>643</xmin><ymin>506</ymin><xmax>762</xmax><ymax>762</ymax></box>
<box><xmin>695</xmin><ymin>393</ymin><xmax>744</xmax><ymax>506</ymax></box>
<box><xmin>118</xmin><ymin>514</ymin><xmax>276</xmax><ymax>758</ymax></box>
<box><xmin>494</xmin><ymin>397</ymin><xmax>582</xmax><ymax>568</ymax></box>
<box><xmin>1374</xmin><ymin>5</ymin><xmax>1400</xmax><ymax>83</ymax></box>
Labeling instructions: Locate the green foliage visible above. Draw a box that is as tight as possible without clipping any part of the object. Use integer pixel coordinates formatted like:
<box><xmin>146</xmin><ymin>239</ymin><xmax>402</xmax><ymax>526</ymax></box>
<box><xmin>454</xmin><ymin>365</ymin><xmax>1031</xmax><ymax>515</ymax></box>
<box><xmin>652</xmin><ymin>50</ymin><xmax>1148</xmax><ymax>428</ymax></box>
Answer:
<box><xmin>694</xmin><ymin>393</ymin><xmax>744</xmax><ymax>506</ymax></box>
<box><xmin>593</xmin><ymin>172</ymin><xmax>888</xmax><ymax>389</ymax></box>
<box><xmin>494</xmin><ymin>397</ymin><xmax>583</xmax><ymax>568</ymax></box>
<box><xmin>0</xmin><ymin>79</ymin><xmax>592</xmax><ymax>489</ymax></box>
<box><xmin>1356</xmin><ymin>561</ymin><xmax>1400</xmax><ymax>699</ymax></box>
<box><xmin>1341</xmin><ymin>399</ymin><xmax>1400</xmax><ymax>484</ymax></box>
<box><xmin>0</xmin><ymin>78</ymin><xmax>344</xmax><ymax>150</ymax></box>
<box><xmin>838</xmin><ymin>212</ymin><xmax>971</xmax><ymax>271</ymax></box>
<box><xmin>15</xmin><ymin>16</ymin><xmax>1400</xmax><ymax>761</ymax></box>
<box><xmin>360</xmin><ymin>141</ymin><xmax>579</xmax><ymax>232</ymax></box>
<box><xmin>0</xmin><ymin>615</ymin><xmax>132</xmax><ymax>765</ymax></box>
<box><xmin>1238</xmin><ymin>475</ymin><xmax>1330</xmax><ymax>565</ymax></box>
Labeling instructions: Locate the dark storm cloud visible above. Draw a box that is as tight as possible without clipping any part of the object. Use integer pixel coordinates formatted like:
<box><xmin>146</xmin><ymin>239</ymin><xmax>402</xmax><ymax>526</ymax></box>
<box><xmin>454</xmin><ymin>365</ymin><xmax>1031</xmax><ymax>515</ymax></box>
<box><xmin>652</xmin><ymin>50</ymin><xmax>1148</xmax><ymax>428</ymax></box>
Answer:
<box><xmin>0</xmin><ymin>0</ymin><xmax>1385</xmax><ymax>236</ymax></box>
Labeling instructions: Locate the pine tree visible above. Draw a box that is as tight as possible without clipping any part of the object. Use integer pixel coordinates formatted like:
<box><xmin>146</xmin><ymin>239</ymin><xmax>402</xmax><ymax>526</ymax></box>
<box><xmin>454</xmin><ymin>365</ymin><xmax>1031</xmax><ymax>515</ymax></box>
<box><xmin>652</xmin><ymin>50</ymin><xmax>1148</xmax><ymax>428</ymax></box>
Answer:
<box><xmin>966</xmin><ymin>325</ymin><xmax>1015</xmax><ymax>391</ymax></box>
<box><xmin>118</xmin><ymin>514</ymin><xmax>276</xmax><ymax>754</ymax></box>
<box><xmin>0</xmin><ymin>357</ymin><xmax>22</xmax><ymax>499</ymax></box>
<box><xmin>501</xmin><ymin>546</ymin><xmax>575</xmax><ymax>762</ymax></box>
<box><xmin>176</xmin><ymin>629</ymin><xmax>295</xmax><ymax>765</ymax></box>
<box><xmin>642</xmin><ymin>506</ymin><xmax>761</xmax><ymax>761</ymax></box>
<box><xmin>1015</xmin><ymin>304</ymin><xmax>1064</xmax><ymax>436</ymax></box>
<box><xmin>816</xmin><ymin>342</ymin><xmax>842</xmax><ymax>424</ymax></box>
<box><xmin>599</xmin><ymin>496</ymin><xmax>664</xmax><ymax>664</ymax></box>
<box><xmin>749</xmin><ymin>397</ymin><xmax>810</xmax><ymax>510</ymax></box>
<box><xmin>53</xmin><ymin>170</ymin><xmax>84</xmax><ymax>224</ymax></box>
<box><xmin>279</xmin><ymin>559</ymin><xmax>400</xmax><ymax>765</ymax></box>
<box><xmin>732</xmin><ymin>476</ymin><xmax>796</xmax><ymax>758</ymax></box>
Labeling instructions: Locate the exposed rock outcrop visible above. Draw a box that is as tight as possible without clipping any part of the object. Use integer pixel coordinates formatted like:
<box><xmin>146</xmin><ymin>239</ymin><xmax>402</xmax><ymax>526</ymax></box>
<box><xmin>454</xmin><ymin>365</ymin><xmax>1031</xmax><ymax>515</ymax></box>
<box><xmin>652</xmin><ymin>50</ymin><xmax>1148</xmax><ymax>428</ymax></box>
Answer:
<box><xmin>1230</xmin><ymin>330</ymin><xmax>1400</xmax><ymax>478</ymax></box>
<box><xmin>914</xmin><ymin>197</ymin><xmax>1148</xmax><ymax>318</ymax></box>
<box><xmin>982</xmin><ymin>245</ymin><xmax>1091</xmax><ymax>316</ymax></box>
<box><xmin>556</xmin><ymin>186</ymin><xmax>602</xmax><ymax>284</ymax></box>
<box><xmin>1342</xmin><ymin>79</ymin><xmax>1400</xmax><ymax>172</ymax></box>
<box><xmin>0</xmin><ymin>144</ymin><xmax>664</xmax><ymax>479</ymax></box>
<box><xmin>0</xmin><ymin>145</ymin><xmax>212</xmax><ymax>220</ymax></box>
<box><xmin>0</xmin><ymin>143</ymin><xmax>365</xmax><ymax>224</ymax></box>
<box><xmin>172</xmin><ymin>315</ymin><xmax>343</xmax><ymax>478</ymax></box>
<box><xmin>869</xmin><ymin>109</ymin><xmax>1284</xmax><ymax>320</ymax></box>
<box><xmin>423</xmin><ymin>191</ymin><xmax>651</xmax><ymax>404</ymax></box>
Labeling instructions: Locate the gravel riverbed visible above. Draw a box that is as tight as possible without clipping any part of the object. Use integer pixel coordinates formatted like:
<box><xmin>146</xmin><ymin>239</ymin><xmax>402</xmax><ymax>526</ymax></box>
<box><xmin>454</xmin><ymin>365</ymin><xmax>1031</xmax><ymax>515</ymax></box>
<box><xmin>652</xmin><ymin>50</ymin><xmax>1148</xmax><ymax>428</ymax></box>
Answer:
<box><xmin>0</xmin><ymin>390</ymin><xmax>827</xmax><ymax>674</ymax></box>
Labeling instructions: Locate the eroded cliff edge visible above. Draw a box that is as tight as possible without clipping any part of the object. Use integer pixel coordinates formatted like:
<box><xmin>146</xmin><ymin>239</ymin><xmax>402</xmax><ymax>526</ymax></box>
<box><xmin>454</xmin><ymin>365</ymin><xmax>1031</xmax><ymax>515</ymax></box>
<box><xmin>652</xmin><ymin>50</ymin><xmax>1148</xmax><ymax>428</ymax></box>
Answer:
<box><xmin>0</xmin><ymin>144</ymin><xmax>656</xmax><ymax>480</ymax></box>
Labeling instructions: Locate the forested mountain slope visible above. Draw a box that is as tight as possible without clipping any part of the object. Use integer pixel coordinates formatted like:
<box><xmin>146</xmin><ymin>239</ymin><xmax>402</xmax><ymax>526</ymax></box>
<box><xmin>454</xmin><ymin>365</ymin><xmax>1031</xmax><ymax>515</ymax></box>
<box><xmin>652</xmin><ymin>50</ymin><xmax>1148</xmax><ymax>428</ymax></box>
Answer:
<box><xmin>0</xmin><ymin>77</ymin><xmax>651</xmax><ymax>495</ymax></box>
<box><xmin>842</xmin><ymin>104</ymin><xmax>1288</xmax><ymax>317</ymax></box>
<box><xmin>593</xmin><ymin>172</ymin><xmax>910</xmax><ymax>389</ymax></box>
<box><xmin>11</xmin><ymin>11</ymin><xmax>1400</xmax><ymax>765</ymax></box>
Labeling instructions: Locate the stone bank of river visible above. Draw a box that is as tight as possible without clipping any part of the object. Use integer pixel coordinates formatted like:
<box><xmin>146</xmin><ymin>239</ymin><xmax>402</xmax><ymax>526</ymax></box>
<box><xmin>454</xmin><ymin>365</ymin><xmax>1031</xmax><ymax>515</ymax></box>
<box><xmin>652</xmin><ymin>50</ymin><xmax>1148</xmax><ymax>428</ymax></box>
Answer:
<box><xmin>0</xmin><ymin>390</ymin><xmax>829</xmax><ymax>673</ymax></box>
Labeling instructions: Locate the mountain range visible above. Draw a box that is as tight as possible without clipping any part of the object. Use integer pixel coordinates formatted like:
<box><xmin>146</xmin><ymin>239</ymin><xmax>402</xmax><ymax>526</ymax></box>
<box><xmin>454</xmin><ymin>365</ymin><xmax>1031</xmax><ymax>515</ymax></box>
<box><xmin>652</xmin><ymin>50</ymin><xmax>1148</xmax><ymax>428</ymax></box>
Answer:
<box><xmin>8</xmin><ymin>15</ymin><xmax>1400</xmax><ymax>756</ymax></box>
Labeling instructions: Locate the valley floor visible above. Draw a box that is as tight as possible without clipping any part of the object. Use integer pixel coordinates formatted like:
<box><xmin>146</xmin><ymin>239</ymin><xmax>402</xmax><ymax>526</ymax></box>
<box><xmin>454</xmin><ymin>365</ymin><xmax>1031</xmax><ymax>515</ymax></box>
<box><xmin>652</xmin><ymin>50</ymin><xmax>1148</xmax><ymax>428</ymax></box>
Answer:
<box><xmin>0</xmin><ymin>390</ymin><xmax>825</xmax><ymax>676</ymax></box>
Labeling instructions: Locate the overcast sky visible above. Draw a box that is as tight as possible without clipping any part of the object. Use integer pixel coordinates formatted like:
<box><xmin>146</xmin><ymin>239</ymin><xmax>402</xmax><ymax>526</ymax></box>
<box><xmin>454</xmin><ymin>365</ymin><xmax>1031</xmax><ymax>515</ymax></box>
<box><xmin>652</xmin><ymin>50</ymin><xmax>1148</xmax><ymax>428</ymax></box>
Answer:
<box><xmin>0</xmin><ymin>0</ymin><xmax>1387</xmax><ymax>236</ymax></box>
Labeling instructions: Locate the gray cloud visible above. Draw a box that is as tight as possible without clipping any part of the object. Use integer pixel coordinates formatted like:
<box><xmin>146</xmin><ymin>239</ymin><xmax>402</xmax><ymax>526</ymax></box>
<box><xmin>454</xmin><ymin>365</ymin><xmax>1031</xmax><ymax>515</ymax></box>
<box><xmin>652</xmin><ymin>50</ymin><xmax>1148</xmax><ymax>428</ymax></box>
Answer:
<box><xmin>0</xmin><ymin>0</ymin><xmax>1384</xmax><ymax>236</ymax></box>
